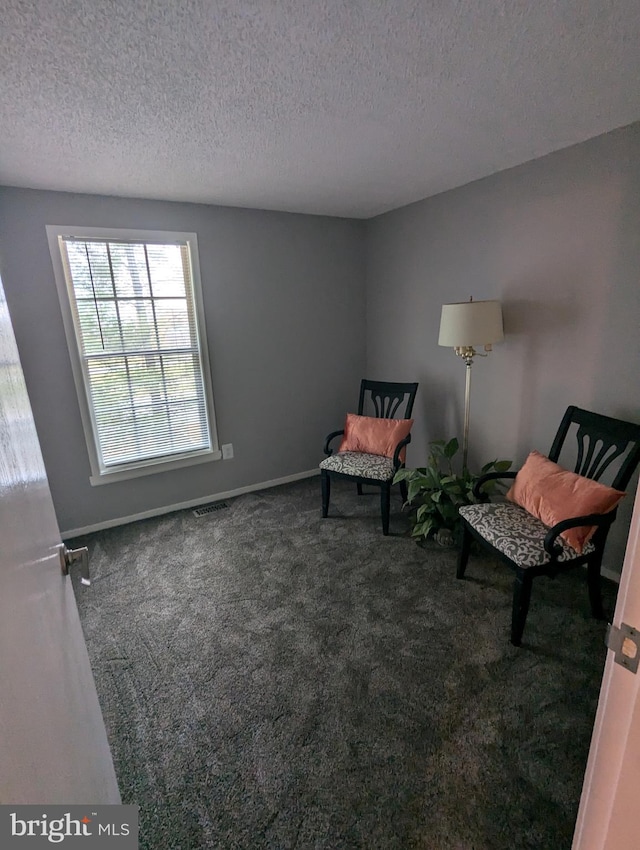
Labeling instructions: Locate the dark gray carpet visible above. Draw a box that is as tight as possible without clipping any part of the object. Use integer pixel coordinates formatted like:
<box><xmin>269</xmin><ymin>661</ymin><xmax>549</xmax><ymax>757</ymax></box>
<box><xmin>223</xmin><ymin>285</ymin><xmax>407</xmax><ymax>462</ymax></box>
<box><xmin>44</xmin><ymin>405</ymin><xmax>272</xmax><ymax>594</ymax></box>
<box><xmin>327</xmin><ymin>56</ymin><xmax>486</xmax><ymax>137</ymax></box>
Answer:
<box><xmin>70</xmin><ymin>477</ymin><xmax>615</xmax><ymax>850</ymax></box>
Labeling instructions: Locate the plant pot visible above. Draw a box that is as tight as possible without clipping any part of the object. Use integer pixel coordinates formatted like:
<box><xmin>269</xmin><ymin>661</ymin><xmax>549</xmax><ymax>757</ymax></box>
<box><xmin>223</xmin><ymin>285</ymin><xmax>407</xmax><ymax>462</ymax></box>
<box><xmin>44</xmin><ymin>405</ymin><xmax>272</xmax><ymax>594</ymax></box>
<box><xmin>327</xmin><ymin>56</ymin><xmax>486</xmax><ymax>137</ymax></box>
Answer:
<box><xmin>434</xmin><ymin>528</ymin><xmax>455</xmax><ymax>547</ymax></box>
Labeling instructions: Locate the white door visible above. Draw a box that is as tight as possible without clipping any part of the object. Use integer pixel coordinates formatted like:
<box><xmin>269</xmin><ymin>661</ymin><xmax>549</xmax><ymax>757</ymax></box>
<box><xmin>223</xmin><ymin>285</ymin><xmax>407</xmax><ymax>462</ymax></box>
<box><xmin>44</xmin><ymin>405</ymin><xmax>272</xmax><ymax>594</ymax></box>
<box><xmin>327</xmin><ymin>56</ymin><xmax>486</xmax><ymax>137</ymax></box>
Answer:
<box><xmin>572</xmin><ymin>477</ymin><xmax>640</xmax><ymax>849</ymax></box>
<box><xmin>0</xmin><ymin>276</ymin><xmax>120</xmax><ymax>804</ymax></box>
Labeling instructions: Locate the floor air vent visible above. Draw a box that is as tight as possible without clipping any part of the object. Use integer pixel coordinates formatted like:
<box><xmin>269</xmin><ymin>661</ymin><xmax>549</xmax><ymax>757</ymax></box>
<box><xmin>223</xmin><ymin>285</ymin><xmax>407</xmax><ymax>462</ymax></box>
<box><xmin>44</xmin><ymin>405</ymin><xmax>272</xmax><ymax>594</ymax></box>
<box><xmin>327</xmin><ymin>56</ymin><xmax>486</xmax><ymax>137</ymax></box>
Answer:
<box><xmin>193</xmin><ymin>501</ymin><xmax>229</xmax><ymax>517</ymax></box>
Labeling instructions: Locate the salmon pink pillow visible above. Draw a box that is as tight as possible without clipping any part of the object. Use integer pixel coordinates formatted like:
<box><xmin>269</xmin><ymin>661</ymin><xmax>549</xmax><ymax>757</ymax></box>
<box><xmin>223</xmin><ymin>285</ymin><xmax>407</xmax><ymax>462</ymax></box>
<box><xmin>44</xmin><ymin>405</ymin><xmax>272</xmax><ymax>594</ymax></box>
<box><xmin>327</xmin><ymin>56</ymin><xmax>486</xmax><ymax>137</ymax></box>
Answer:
<box><xmin>338</xmin><ymin>413</ymin><xmax>413</xmax><ymax>462</ymax></box>
<box><xmin>507</xmin><ymin>450</ymin><xmax>625</xmax><ymax>553</ymax></box>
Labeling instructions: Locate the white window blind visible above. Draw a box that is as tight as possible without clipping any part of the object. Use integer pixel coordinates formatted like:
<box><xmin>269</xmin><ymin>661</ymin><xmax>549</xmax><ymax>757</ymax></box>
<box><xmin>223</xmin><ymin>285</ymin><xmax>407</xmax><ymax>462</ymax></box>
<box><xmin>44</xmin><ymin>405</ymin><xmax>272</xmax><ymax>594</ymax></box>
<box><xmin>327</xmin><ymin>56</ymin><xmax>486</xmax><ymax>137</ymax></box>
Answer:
<box><xmin>53</xmin><ymin>231</ymin><xmax>216</xmax><ymax>479</ymax></box>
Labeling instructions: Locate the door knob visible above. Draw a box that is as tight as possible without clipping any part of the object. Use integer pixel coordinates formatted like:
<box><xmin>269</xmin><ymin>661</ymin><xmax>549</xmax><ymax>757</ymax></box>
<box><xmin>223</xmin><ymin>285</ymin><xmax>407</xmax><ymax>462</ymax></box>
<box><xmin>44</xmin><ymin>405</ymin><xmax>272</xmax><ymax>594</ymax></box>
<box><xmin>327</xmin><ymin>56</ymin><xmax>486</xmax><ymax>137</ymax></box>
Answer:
<box><xmin>58</xmin><ymin>544</ymin><xmax>91</xmax><ymax>585</ymax></box>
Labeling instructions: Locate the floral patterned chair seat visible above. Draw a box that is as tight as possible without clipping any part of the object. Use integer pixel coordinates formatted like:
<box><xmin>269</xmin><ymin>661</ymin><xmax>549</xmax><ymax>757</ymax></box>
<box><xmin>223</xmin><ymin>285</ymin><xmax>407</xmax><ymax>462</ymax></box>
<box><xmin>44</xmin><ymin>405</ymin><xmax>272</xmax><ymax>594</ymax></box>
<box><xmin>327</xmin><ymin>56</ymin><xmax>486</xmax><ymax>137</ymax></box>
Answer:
<box><xmin>319</xmin><ymin>451</ymin><xmax>396</xmax><ymax>482</ymax></box>
<box><xmin>458</xmin><ymin>501</ymin><xmax>595</xmax><ymax>569</ymax></box>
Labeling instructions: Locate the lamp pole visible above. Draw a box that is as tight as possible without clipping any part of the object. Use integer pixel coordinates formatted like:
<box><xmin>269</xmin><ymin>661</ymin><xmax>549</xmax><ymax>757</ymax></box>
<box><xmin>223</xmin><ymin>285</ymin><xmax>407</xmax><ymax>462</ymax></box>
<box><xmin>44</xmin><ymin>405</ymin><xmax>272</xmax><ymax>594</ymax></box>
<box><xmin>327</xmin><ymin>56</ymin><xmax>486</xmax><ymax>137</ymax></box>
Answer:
<box><xmin>463</xmin><ymin>352</ymin><xmax>473</xmax><ymax>471</ymax></box>
<box><xmin>455</xmin><ymin>346</ymin><xmax>476</xmax><ymax>471</ymax></box>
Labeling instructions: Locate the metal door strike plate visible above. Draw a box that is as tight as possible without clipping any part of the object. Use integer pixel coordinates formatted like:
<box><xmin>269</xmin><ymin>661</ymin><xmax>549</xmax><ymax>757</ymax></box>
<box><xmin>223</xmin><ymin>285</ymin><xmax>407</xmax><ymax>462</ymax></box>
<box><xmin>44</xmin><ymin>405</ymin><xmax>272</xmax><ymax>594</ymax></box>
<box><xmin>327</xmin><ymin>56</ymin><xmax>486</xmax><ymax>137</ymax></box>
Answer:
<box><xmin>606</xmin><ymin>622</ymin><xmax>639</xmax><ymax>674</ymax></box>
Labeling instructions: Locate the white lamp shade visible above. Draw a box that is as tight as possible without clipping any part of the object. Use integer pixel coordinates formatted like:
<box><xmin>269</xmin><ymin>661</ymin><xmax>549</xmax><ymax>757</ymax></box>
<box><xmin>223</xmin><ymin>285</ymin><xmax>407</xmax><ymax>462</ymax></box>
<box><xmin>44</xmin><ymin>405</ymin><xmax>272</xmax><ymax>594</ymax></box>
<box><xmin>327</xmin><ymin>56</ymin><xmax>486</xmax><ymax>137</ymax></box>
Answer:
<box><xmin>438</xmin><ymin>300</ymin><xmax>504</xmax><ymax>347</ymax></box>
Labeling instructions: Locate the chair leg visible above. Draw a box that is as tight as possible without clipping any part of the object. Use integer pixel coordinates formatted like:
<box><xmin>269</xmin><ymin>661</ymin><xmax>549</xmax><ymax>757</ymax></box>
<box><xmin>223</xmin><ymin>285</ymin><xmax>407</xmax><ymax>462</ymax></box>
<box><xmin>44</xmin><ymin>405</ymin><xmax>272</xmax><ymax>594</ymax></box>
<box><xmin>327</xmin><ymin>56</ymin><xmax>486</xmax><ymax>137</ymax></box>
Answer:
<box><xmin>356</xmin><ymin>482</ymin><xmax>363</xmax><ymax>496</ymax></box>
<box><xmin>399</xmin><ymin>479</ymin><xmax>408</xmax><ymax>504</ymax></box>
<box><xmin>587</xmin><ymin>555</ymin><xmax>606</xmax><ymax>621</ymax></box>
<box><xmin>456</xmin><ymin>524</ymin><xmax>472</xmax><ymax>579</ymax></box>
<box><xmin>511</xmin><ymin>570</ymin><xmax>533</xmax><ymax>646</ymax></box>
<box><xmin>380</xmin><ymin>483</ymin><xmax>391</xmax><ymax>535</ymax></box>
<box><xmin>321</xmin><ymin>470</ymin><xmax>330</xmax><ymax>518</ymax></box>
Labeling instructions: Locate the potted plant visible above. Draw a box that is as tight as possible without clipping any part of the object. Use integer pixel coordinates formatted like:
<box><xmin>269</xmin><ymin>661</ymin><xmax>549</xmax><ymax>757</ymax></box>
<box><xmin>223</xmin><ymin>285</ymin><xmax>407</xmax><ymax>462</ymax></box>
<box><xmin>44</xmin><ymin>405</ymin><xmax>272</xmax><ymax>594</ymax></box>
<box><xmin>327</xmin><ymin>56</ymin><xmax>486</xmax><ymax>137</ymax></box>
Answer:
<box><xmin>393</xmin><ymin>437</ymin><xmax>512</xmax><ymax>546</ymax></box>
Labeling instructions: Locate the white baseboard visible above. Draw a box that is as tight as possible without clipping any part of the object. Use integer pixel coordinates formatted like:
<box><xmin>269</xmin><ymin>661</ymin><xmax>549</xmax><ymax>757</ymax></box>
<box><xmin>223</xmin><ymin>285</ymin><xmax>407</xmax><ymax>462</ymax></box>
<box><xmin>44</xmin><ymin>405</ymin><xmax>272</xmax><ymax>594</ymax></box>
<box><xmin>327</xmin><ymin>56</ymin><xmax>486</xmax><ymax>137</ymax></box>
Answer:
<box><xmin>62</xmin><ymin>477</ymin><xmax>625</xmax><ymax>586</ymax></box>
<box><xmin>62</xmin><ymin>468</ymin><xmax>320</xmax><ymax>539</ymax></box>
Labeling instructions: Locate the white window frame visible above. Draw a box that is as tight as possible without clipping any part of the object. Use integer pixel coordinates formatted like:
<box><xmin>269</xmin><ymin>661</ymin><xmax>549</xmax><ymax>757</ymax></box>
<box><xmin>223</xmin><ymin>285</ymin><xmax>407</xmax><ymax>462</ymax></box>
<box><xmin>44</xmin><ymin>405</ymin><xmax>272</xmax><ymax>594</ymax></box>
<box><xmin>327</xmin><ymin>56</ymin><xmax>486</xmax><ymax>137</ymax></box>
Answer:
<box><xmin>47</xmin><ymin>225</ymin><xmax>221</xmax><ymax>485</ymax></box>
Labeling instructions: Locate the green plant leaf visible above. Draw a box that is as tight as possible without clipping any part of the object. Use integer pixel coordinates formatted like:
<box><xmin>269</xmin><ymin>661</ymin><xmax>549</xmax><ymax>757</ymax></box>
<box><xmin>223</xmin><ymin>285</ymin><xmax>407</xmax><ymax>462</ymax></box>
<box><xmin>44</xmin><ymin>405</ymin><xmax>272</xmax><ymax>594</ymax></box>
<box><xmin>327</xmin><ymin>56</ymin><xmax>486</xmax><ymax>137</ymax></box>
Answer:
<box><xmin>427</xmin><ymin>466</ymin><xmax>443</xmax><ymax>486</ymax></box>
<box><xmin>495</xmin><ymin>460</ymin><xmax>513</xmax><ymax>472</ymax></box>
<box><xmin>429</xmin><ymin>442</ymin><xmax>446</xmax><ymax>459</ymax></box>
<box><xmin>411</xmin><ymin>518</ymin><xmax>435</xmax><ymax>538</ymax></box>
<box><xmin>422</xmin><ymin>518</ymin><xmax>435</xmax><ymax>536</ymax></box>
<box><xmin>440</xmin><ymin>502</ymin><xmax>459</xmax><ymax>519</ymax></box>
<box><xmin>444</xmin><ymin>437</ymin><xmax>459</xmax><ymax>458</ymax></box>
<box><xmin>416</xmin><ymin>503</ymin><xmax>433</xmax><ymax>521</ymax></box>
<box><xmin>407</xmin><ymin>479</ymin><xmax>427</xmax><ymax>502</ymax></box>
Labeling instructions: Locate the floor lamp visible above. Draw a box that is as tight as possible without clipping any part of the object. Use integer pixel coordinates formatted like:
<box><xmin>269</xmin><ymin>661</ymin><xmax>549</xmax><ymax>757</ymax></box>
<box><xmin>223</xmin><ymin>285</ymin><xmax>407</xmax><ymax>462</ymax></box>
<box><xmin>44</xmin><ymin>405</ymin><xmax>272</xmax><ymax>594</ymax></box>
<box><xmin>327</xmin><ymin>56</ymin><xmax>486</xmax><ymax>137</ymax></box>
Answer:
<box><xmin>438</xmin><ymin>298</ymin><xmax>504</xmax><ymax>470</ymax></box>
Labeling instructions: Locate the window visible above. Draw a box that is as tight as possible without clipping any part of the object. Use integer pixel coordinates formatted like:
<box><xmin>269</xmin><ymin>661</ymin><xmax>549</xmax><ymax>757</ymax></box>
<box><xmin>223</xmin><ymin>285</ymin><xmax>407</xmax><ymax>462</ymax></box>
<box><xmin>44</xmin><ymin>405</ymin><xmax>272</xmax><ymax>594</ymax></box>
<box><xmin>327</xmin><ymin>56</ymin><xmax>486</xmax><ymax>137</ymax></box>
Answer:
<box><xmin>47</xmin><ymin>227</ymin><xmax>219</xmax><ymax>484</ymax></box>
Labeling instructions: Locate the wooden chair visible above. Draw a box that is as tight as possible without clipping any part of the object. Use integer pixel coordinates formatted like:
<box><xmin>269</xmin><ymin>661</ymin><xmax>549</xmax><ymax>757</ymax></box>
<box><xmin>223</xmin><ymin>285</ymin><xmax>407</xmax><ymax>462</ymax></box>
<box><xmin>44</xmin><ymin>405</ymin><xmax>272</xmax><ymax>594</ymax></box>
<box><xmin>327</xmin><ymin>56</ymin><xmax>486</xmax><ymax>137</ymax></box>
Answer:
<box><xmin>320</xmin><ymin>379</ymin><xmax>418</xmax><ymax>535</ymax></box>
<box><xmin>457</xmin><ymin>406</ymin><xmax>640</xmax><ymax>645</ymax></box>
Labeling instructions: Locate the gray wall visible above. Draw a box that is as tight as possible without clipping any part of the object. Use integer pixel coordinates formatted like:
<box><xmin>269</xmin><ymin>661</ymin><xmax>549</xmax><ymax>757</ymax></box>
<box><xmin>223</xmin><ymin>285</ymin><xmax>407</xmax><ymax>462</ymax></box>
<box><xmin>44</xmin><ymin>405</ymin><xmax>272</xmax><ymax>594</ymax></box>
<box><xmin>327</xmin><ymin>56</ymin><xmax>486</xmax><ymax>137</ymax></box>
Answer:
<box><xmin>365</xmin><ymin>122</ymin><xmax>640</xmax><ymax>574</ymax></box>
<box><xmin>0</xmin><ymin>188</ymin><xmax>366</xmax><ymax>533</ymax></box>
<box><xmin>2</xmin><ymin>123</ymin><xmax>639</xmax><ymax>571</ymax></box>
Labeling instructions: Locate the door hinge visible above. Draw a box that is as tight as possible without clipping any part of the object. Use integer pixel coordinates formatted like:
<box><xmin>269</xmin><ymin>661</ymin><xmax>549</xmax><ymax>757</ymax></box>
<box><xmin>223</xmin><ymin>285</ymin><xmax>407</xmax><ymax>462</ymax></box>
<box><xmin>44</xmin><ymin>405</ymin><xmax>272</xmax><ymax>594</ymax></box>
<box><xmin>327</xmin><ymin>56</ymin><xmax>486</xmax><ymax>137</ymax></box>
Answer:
<box><xmin>58</xmin><ymin>544</ymin><xmax>91</xmax><ymax>586</ymax></box>
<box><xmin>605</xmin><ymin>622</ymin><xmax>639</xmax><ymax>674</ymax></box>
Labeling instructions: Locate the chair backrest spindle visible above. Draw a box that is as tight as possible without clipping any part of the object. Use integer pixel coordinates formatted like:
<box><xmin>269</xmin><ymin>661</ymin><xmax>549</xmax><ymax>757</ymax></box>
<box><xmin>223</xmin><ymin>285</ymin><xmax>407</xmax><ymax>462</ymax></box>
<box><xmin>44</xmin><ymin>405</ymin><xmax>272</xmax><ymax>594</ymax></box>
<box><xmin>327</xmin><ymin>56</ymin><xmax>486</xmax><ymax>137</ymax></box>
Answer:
<box><xmin>548</xmin><ymin>405</ymin><xmax>640</xmax><ymax>491</ymax></box>
<box><xmin>358</xmin><ymin>379</ymin><xmax>418</xmax><ymax>421</ymax></box>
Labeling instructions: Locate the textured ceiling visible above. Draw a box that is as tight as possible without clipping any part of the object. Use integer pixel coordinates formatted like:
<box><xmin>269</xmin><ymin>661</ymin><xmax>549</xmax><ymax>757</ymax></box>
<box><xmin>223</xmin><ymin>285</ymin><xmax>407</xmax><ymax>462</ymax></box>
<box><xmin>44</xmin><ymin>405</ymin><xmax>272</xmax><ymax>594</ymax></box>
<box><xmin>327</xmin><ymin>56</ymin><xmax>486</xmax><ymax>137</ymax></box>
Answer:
<box><xmin>2</xmin><ymin>1</ymin><xmax>640</xmax><ymax>218</ymax></box>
